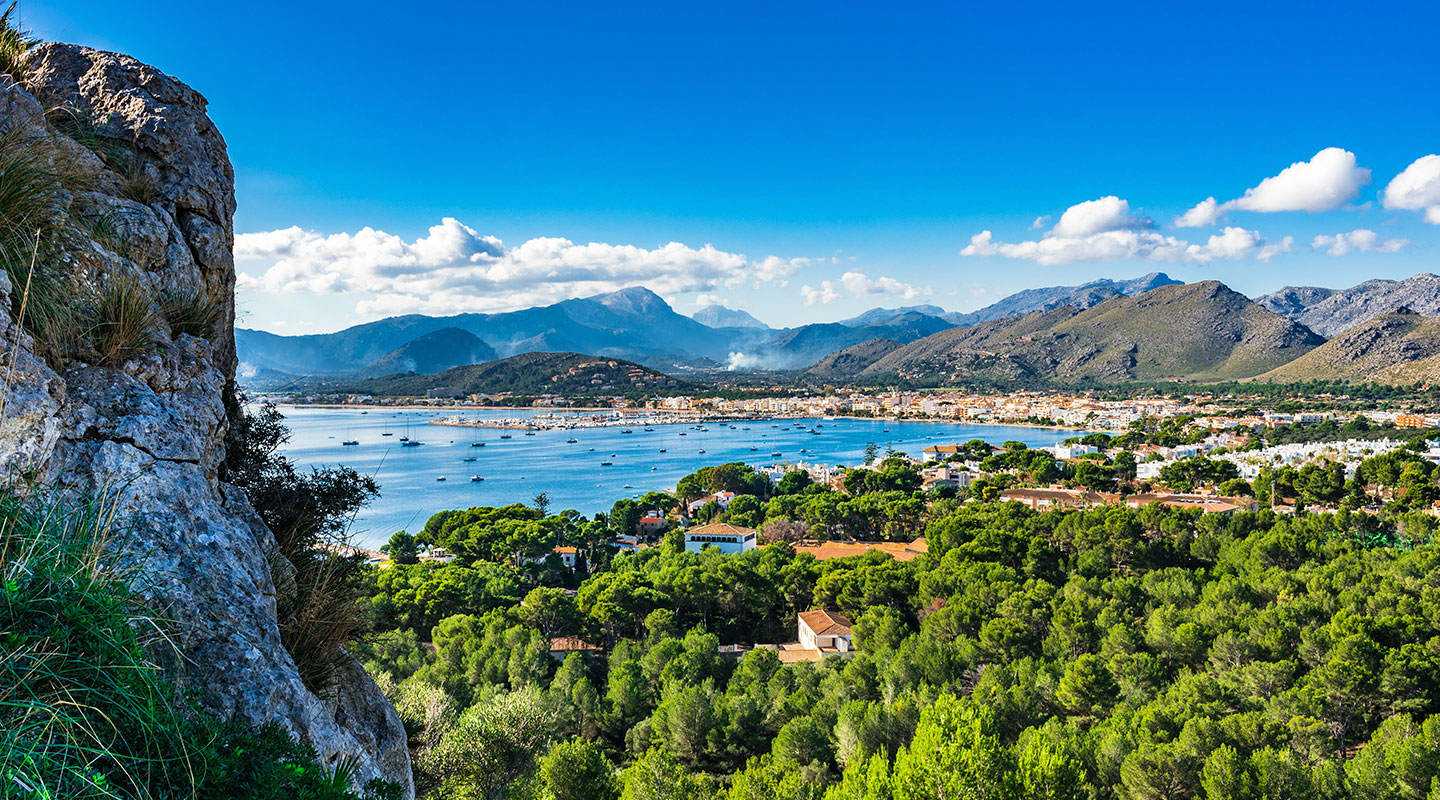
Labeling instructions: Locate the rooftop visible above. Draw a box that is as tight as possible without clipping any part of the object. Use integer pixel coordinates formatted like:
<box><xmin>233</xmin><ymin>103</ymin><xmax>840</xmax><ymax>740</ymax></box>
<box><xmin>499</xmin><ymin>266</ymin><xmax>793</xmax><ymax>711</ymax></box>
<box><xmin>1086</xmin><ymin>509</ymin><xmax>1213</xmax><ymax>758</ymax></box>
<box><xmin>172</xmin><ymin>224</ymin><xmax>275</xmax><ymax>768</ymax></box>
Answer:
<box><xmin>799</xmin><ymin>610</ymin><xmax>853</xmax><ymax>637</ymax></box>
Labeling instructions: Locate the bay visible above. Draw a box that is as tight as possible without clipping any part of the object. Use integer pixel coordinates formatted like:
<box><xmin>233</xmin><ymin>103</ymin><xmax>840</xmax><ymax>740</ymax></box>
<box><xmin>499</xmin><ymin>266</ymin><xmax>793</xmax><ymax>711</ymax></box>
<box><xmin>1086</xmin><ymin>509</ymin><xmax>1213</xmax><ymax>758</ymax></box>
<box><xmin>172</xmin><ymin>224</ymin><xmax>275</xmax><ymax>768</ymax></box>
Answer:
<box><xmin>274</xmin><ymin>406</ymin><xmax>1086</xmax><ymax>548</ymax></box>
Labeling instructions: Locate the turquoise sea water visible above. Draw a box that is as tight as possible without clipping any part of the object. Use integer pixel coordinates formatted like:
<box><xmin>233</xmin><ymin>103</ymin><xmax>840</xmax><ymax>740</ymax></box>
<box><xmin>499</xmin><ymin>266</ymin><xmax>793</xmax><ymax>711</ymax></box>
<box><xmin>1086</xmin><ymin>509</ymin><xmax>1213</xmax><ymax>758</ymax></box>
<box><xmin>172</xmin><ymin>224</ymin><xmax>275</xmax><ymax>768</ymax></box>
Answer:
<box><xmin>275</xmin><ymin>406</ymin><xmax>1085</xmax><ymax>548</ymax></box>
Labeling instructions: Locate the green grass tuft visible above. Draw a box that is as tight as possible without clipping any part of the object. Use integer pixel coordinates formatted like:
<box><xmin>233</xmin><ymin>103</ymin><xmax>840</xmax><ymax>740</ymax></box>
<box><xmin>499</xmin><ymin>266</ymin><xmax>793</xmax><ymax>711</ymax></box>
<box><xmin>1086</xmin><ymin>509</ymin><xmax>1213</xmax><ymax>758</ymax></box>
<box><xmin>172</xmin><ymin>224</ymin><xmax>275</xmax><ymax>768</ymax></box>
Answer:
<box><xmin>159</xmin><ymin>286</ymin><xmax>223</xmax><ymax>338</ymax></box>
<box><xmin>89</xmin><ymin>272</ymin><xmax>159</xmax><ymax>366</ymax></box>
<box><xmin>0</xmin><ymin>1</ymin><xmax>37</xmax><ymax>84</ymax></box>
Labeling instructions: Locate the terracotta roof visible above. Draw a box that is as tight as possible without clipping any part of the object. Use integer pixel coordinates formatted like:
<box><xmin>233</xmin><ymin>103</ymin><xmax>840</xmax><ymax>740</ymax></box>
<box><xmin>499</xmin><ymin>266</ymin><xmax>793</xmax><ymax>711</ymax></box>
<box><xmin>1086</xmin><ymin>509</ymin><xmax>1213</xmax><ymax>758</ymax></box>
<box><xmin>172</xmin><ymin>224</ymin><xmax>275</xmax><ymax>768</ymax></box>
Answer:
<box><xmin>793</xmin><ymin>538</ymin><xmax>928</xmax><ymax>563</ymax></box>
<box><xmin>799</xmin><ymin>610</ymin><xmax>852</xmax><ymax>637</ymax></box>
<box><xmin>549</xmin><ymin>637</ymin><xmax>601</xmax><ymax>652</ymax></box>
<box><xmin>553</xmin><ymin>546</ymin><xmax>579</xmax><ymax>554</ymax></box>
<box><xmin>684</xmin><ymin>522</ymin><xmax>756</xmax><ymax>538</ymax></box>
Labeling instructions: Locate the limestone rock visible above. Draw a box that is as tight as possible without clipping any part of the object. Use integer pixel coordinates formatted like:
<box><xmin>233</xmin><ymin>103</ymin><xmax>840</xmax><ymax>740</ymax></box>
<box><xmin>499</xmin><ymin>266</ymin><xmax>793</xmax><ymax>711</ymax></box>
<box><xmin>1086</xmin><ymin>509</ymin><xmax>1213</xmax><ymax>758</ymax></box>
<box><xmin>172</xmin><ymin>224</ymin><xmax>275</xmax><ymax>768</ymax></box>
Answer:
<box><xmin>0</xmin><ymin>44</ymin><xmax>411</xmax><ymax>796</ymax></box>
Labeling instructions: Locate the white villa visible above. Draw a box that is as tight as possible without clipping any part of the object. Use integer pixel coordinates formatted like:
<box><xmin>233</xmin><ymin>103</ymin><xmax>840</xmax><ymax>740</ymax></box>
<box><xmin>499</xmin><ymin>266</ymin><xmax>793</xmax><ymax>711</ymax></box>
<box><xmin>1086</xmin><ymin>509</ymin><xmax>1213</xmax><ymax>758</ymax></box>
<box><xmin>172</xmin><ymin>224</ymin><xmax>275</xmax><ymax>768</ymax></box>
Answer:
<box><xmin>683</xmin><ymin>522</ymin><xmax>757</xmax><ymax>555</ymax></box>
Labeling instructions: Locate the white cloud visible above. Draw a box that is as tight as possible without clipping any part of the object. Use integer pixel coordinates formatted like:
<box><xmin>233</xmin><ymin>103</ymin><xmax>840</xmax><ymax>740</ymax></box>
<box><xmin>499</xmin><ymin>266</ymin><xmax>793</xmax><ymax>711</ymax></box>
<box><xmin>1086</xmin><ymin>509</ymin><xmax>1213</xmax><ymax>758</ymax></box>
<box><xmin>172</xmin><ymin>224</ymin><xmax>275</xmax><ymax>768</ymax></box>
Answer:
<box><xmin>801</xmin><ymin>281</ymin><xmax>840</xmax><ymax>306</ymax></box>
<box><xmin>1030</xmin><ymin>215</ymin><xmax>1051</xmax><ymax>230</ymax></box>
<box><xmin>1311</xmin><ymin>229</ymin><xmax>1411</xmax><ymax>256</ymax></box>
<box><xmin>1177</xmin><ymin>148</ymin><xmax>1371</xmax><ymax>227</ymax></box>
<box><xmin>235</xmin><ymin>218</ymin><xmax>812</xmax><ymax>316</ymax></box>
<box><xmin>1175</xmin><ymin>197</ymin><xmax>1221</xmax><ymax>228</ymax></box>
<box><xmin>1257</xmin><ymin>236</ymin><xmax>1295</xmax><ymax>262</ymax></box>
<box><xmin>1050</xmin><ymin>196</ymin><xmax>1154</xmax><ymax>238</ymax></box>
<box><xmin>694</xmin><ymin>293</ymin><xmax>725</xmax><ymax>308</ymax></box>
<box><xmin>1230</xmin><ymin>148</ymin><xmax>1370</xmax><ymax>213</ymax></box>
<box><xmin>1382</xmin><ymin>154</ymin><xmax>1440</xmax><ymax>224</ymax></box>
<box><xmin>838</xmin><ymin>271</ymin><xmax>930</xmax><ymax>300</ymax></box>
<box><xmin>961</xmin><ymin>224</ymin><xmax>1280</xmax><ymax>266</ymax></box>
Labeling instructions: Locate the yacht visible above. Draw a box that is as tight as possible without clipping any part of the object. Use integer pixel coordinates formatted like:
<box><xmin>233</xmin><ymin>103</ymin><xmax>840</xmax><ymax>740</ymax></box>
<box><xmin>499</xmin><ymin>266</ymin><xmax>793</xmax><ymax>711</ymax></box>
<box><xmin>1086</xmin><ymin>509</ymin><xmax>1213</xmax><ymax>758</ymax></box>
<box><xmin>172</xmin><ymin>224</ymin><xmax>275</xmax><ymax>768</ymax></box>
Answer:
<box><xmin>659</xmin><ymin>448</ymin><xmax>667</xmax><ymax>453</ymax></box>
<box><xmin>566</xmin><ymin>438</ymin><xmax>579</xmax><ymax>443</ymax></box>
<box><xmin>470</xmin><ymin>475</ymin><xmax>484</xmax><ymax>482</ymax></box>
<box><xmin>770</xmin><ymin>451</ymin><xmax>782</xmax><ymax>457</ymax></box>
<box><xmin>463</xmin><ymin>456</ymin><xmax>477</xmax><ymax>462</ymax></box>
<box><xmin>500</xmin><ymin>434</ymin><xmax>512</xmax><ymax>439</ymax></box>
<box><xmin>525</xmin><ymin>431</ymin><xmax>537</xmax><ymax>436</ymax></box>
<box><xmin>341</xmin><ymin>440</ymin><xmax>358</xmax><ymax>446</ymax></box>
<box><xmin>601</xmin><ymin>461</ymin><xmax>614</xmax><ymax>466</ymax></box>
<box><xmin>435</xmin><ymin>476</ymin><xmax>446</xmax><ymax>482</ymax></box>
<box><xmin>698</xmin><ymin>449</ymin><xmax>706</xmax><ymax>454</ymax></box>
<box><xmin>470</xmin><ymin>442</ymin><xmax>485</xmax><ymax>447</ymax></box>
<box><xmin>381</xmin><ymin>432</ymin><xmax>393</xmax><ymax>437</ymax></box>
<box><xmin>621</xmin><ymin>429</ymin><xmax>634</xmax><ymax>434</ymax></box>
<box><xmin>401</xmin><ymin>439</ymin><xmax>423</xmax><ymax>447</ymax></box>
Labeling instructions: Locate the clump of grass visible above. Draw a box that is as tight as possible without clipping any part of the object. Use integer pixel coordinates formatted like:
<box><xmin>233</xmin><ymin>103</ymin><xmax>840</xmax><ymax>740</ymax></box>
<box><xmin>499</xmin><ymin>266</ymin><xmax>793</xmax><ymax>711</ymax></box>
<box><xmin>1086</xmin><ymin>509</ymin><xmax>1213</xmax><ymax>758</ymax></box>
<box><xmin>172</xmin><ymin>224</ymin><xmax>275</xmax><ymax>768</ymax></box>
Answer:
<box><xmin>159</xmin><ymin>286</ymin><xmax>223</xmax><ymax>338</ymax></box>
<box><xmin>0</xmin><ymin>125</ymin><xmax>88</xmax><ymax>362</ymax></box>
<box><xmin>0</xmin><ymin>488</ymin><xmax>402</xmax><ymax>799</ymax></box>
<box><xmin>112</xmin><ymin>151</ymin><xmax>159</xmax><ymax>205</ymax></box>
<box><xmin>0</xmin><ymin>1</ymin><xmax>37</xmax><ymax>84</ymax></box>
<box><xmin>0</xmin><ymin>490</ymin><xmax>193</xmax><ymax>798</ymax></box>
<box><xmin>89</xmin><ymin>271</ymin><xmax>159</xmax><ymax>366</ymax></box>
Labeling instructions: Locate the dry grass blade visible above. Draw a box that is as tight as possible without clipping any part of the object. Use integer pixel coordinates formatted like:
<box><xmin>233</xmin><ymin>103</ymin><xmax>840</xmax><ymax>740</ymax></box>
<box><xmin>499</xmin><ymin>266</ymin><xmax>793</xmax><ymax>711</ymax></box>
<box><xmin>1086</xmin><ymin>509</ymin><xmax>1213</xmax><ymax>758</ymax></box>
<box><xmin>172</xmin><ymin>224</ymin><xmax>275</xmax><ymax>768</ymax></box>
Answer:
<box><xmin>89</xmin><ymin>273</ymin><xmax>158</xmax><ymax>366</ymax></box>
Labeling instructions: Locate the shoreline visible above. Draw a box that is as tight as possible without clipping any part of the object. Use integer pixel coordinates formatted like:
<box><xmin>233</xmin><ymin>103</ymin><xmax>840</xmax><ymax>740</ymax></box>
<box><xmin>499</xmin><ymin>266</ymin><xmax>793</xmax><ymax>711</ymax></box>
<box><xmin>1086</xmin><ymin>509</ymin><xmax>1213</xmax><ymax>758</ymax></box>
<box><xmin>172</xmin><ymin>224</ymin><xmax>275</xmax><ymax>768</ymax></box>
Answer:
<box><xmin>272</xmin><ymin>403</ymin><xmax>1094</xmax><ymax>435</ymax></box>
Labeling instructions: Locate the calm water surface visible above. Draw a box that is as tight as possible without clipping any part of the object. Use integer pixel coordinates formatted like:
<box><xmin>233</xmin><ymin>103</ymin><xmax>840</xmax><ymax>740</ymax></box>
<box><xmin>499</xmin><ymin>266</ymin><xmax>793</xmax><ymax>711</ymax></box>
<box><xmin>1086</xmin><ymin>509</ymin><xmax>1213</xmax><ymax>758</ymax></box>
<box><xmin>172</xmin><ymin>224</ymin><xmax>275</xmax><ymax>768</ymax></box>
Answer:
<box><xmin>275</xmin><ymin>406</ymin><xmax>1085</xmax><ymax>548</ymax></box>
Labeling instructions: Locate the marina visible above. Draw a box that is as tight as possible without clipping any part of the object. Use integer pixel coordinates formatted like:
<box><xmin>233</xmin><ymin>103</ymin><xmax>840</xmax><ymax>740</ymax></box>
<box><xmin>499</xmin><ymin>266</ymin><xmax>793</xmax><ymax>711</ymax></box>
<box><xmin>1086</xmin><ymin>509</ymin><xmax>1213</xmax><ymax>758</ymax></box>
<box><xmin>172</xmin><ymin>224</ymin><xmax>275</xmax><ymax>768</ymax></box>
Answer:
<box><xmin>275</xmin><ymin>406</ymin><xmax>1084</xmax><ymax>548</ymax></box>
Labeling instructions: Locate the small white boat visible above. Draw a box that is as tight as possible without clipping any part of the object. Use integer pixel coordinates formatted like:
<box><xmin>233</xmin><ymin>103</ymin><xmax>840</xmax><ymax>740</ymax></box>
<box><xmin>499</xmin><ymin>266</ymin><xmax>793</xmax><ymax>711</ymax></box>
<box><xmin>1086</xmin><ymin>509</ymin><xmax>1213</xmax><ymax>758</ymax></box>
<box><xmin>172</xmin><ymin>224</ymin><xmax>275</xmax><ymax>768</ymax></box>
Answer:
<box><xmin>435</xmin><ymin>476</ymin><xmax>446</xmax><ymax>482</ymax></box>
<box><xmin>470</xmin><ymin>475</ymin><xmax>483</xmax><ymax>482</ymax></box>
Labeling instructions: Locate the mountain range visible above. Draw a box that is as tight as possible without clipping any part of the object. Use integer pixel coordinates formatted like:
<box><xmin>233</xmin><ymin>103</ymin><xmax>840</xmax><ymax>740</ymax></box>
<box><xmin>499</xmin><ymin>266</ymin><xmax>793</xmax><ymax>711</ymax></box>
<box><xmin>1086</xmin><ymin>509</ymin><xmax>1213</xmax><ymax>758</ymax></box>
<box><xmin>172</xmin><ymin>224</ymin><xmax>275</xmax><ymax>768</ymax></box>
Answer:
<box><xmin>1255</xmin><ymin>273</ymin><xmax>1440</xmax><ymax>336</ymax></box>
<box><xmin>236</xmin><ymin>271</ymin><xmax>1440</xmax><ymax>391</ymax></box>
<box><xmin>844</xmin><ymin>281</ymin><xmax>1326</xmax><ymax>384</ymax></box>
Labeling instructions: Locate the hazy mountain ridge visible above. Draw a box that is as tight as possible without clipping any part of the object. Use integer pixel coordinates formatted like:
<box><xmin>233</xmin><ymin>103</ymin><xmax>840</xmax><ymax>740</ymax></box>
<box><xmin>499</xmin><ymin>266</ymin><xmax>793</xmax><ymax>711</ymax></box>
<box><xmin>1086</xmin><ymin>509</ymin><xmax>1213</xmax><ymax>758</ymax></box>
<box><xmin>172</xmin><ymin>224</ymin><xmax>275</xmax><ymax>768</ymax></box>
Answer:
<box><xmin>357</xmin><ymin>328</ymin><xmax>497</xmax><ymax>379</ymax></box>
<box><xmin>1256</xmin><ymin>273</ymin><xmax>1440</xmax><ymax>336</ymax></box>
<box><xmin>946</xmin><ymin>271</ymin><xmax>1182</xmax><ymax>326</ymax></box>
<box><xmin>692</xmin><ymin>304</ymin><xmax>770</xmax><ymax>329</ymax></box>
<box><xmin>858</xmin><ymin>281</ymin><xmax>1325</xmax><ymax>384</ymax></box>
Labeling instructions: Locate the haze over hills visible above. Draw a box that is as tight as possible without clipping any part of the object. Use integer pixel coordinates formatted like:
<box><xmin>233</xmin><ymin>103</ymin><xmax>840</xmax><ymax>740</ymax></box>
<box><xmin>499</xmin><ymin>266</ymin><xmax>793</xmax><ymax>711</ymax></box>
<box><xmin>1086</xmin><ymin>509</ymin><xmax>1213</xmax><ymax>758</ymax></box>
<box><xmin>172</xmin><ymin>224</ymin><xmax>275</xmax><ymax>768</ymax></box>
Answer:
<box><xmin>1255</xmin><ymin>273</ymin><xmax>1440</xmax><ymax>336</ymax></box>
<box><xmin>855</xmin><ymin>281</ymin><xmax>1325</xmax><ymax>384</ymax></box>
<box><xmin>1257</xmin><ymin>307</ymin><xmax>1440</xmax><ymax>384</ymax></box>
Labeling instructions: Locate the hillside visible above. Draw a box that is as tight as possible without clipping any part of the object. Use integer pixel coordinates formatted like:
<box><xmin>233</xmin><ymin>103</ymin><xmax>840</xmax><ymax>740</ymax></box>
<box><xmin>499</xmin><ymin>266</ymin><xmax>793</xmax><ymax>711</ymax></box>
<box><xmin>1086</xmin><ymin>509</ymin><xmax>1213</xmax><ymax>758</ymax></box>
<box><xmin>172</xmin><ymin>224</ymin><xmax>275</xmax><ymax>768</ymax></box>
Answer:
<box><xmin>761</xmin><ymin>312</ymin><xmax>954</xmax><ymax>368</ymax></box>
<box><xmin>862</xmin><ymin>281</ymin><xmax>1325</xmax><ymax>384</ymax></box>
<box><xmin>357</xmin><ymin>327</ymin><xmax>498</xmax><ymax>378</ymax></box>
<box><xmin>1256</xmin><ymin>308</ymin><xmax>1440</xmax><ymax>383</ymax></box>
<box><xmin>341</xmin><ymin>352</ymin><xmax>683</xmax><ymax>397</ymax></box>
<box><xmin>1256</xmin><ymin>273</ymin><xmax>1440</xmax><ymax>336</ymax></box>
<box><xmin>806</xmin><ymin>338</ymin><xmax>904</xmax><ymax>378</ymax></box>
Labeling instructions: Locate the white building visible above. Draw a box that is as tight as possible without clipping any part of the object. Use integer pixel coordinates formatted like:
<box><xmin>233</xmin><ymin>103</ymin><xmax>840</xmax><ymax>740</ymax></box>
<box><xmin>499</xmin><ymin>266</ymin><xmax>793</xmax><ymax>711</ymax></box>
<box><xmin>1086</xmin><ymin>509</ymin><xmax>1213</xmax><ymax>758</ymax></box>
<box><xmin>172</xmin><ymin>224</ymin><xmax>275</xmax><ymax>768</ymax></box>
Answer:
<box><xmin>683</xmin><ymin>523</ymin><xmax>757</xmax><ymax>555</ymax></box>
<box><xmin>798</xmin><ymin>610</ymin><xmax>854</xmax><ymax>654</ymax></box>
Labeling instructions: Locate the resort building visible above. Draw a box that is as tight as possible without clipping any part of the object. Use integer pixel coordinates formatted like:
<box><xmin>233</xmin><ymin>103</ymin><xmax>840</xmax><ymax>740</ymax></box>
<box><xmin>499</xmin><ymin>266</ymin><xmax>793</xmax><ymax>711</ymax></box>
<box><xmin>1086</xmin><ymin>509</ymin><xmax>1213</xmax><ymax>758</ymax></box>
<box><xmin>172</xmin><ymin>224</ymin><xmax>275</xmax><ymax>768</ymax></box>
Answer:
<box><xmin>683</xmin><ymin>522</ymin><xmax>758</xmax><ymax>554</ymax></box>
<box><xmin>998</xmin><ymin>487</ymin><xmax>1118</xmax><ymax>510</ymax></box>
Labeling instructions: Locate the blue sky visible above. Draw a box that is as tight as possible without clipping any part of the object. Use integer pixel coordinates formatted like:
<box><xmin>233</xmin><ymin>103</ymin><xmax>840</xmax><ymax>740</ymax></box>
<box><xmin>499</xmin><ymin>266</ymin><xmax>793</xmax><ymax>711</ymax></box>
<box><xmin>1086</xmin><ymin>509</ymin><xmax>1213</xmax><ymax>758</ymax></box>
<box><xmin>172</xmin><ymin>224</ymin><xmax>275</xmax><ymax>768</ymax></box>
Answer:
<box><xmin>26</xmin><ymin>1</ymin><xmax>1440</xmax><ymax>333</ymax></box>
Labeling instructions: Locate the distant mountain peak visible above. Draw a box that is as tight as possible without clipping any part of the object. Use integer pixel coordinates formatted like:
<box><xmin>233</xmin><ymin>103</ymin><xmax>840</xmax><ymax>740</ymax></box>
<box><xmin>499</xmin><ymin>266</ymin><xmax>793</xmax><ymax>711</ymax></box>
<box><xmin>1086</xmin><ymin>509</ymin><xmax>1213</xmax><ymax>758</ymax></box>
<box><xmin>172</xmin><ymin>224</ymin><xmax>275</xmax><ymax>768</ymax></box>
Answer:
<box><xmin>692</xmin><ymin>304</ymin><xmax>771</xmax><ymax>330</ymax></box>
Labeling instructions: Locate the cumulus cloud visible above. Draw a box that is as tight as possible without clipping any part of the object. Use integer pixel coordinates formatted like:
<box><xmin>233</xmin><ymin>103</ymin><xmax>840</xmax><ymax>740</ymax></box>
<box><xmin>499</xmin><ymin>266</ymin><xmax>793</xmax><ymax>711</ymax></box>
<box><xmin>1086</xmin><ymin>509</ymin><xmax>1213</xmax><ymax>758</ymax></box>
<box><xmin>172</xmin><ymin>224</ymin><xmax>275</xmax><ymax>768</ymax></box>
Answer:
<box><xmin>1311</xmin><ymin>229</ymin><xmax>1411</xmax><ymax>256</ymax></box>
<box><xmin>801</xmin><ymin>282</ymin><xmax>840</xmax><ymax>306</ymax></box>
<box><xmin>1050</xmin><ymin>196</ymin><xmax>1154</xmax><ymax>238</ymax></box>
<box><xmin>694</xmin><ymin>293</ymin><xmax>725</xmax><ymax>308</ymax></box>
<box><xmin>1175</xmin><ymin>197</ymin><xmax>1222</xmax><ymax>228</ymax></box>
<box><xmin>1176</xmin><ymin>148</ymin><xmax>1371</xmax><ymax>227</ymax></box>
<box><xmin>235</xmin><ymin>218</ymin><xmax>812</xmax><ymax>316</ymax></box>
<box><xmin>838</xmin><ymin>271</ymin><xmax>930</xmax><ymax>300</ymax></box>
<box><xmin>961</xmin><ymin>195</ymin><xmax>1282</xmax><ymax>266</ymax></box>
<box><xmin>1382</xmin><ymin>154</ymin><xmax>1440</xmax><ymax>224</ymax></box>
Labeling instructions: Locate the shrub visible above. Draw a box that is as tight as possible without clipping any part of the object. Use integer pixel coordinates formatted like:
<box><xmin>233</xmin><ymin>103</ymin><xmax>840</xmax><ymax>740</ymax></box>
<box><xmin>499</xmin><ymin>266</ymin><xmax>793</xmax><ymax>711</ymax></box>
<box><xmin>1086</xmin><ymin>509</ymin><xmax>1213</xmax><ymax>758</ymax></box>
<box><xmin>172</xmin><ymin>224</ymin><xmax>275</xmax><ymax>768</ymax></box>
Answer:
<box><xmin>89</xmin><ymin>271</ymin><xmax>159</xmax><ymax>365</ymax></box>
<box><xmin>159</xmin><ymin>285</ymin><xmax>223</xmax><ymax>338</ymax></box>
<box><xmin>224</xmin><ymin>398</ymin><xmax>380</xmax><ymax>692</ymax></box>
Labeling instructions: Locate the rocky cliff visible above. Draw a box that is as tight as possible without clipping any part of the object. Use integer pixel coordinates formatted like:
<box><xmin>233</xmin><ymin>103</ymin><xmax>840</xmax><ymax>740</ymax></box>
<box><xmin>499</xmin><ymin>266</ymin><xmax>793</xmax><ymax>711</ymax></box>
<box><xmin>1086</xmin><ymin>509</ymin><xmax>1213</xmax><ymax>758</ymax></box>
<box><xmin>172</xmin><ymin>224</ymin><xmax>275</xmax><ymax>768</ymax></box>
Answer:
<box><xmin>0</xmin><ymin>44</ymin><xmax>410</xmax><ymax>794</ymax></box>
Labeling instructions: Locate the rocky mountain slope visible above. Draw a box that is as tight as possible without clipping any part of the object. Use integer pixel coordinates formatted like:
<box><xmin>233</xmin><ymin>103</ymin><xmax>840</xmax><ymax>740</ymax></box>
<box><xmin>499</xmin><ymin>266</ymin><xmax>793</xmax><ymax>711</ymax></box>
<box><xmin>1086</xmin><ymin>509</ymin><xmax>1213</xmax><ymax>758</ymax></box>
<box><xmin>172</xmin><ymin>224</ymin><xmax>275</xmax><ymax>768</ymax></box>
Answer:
<box><xmin>1256</xmin><ymin>307</ymin><xmax>1440</xmax><ymax>384</ymax></box>
<box><xmin>806</xmin><ymin>338</ymin><xmax>904</xmax><ymax>378</ymax></box>
<box><xmin>0</xmin><ymin>46</ymin><xmax>408</xmax><ymax>792</ymax></box>
<box><xmin>1256</xmin><ymin>273</ymin><xmax>1440</xmax><ymax>336</ymax></box>
<box><xmin>357</xmin><ymin>326</ymin><xmax>497</xmax><ymax>378</ymax></box>
<box><xmin>860</xmin><ymin>281</ymin><xmax>1324</xmax><ymax>384</ymax></box>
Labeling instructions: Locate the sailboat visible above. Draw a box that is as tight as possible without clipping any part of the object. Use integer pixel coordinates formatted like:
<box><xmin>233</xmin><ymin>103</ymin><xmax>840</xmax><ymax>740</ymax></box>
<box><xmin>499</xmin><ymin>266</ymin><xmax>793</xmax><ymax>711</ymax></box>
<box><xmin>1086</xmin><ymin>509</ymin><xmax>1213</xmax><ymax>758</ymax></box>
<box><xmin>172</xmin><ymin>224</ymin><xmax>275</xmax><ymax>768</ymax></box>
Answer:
<box><xmin>341</xmin><ymin>427</ymin><xmax>358</xmax><ymax>446</ymax></box>
<box><xmin>400</xmin><ymin>419</ymin><xmax>423</xmax><ymax>447</ymax></box>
